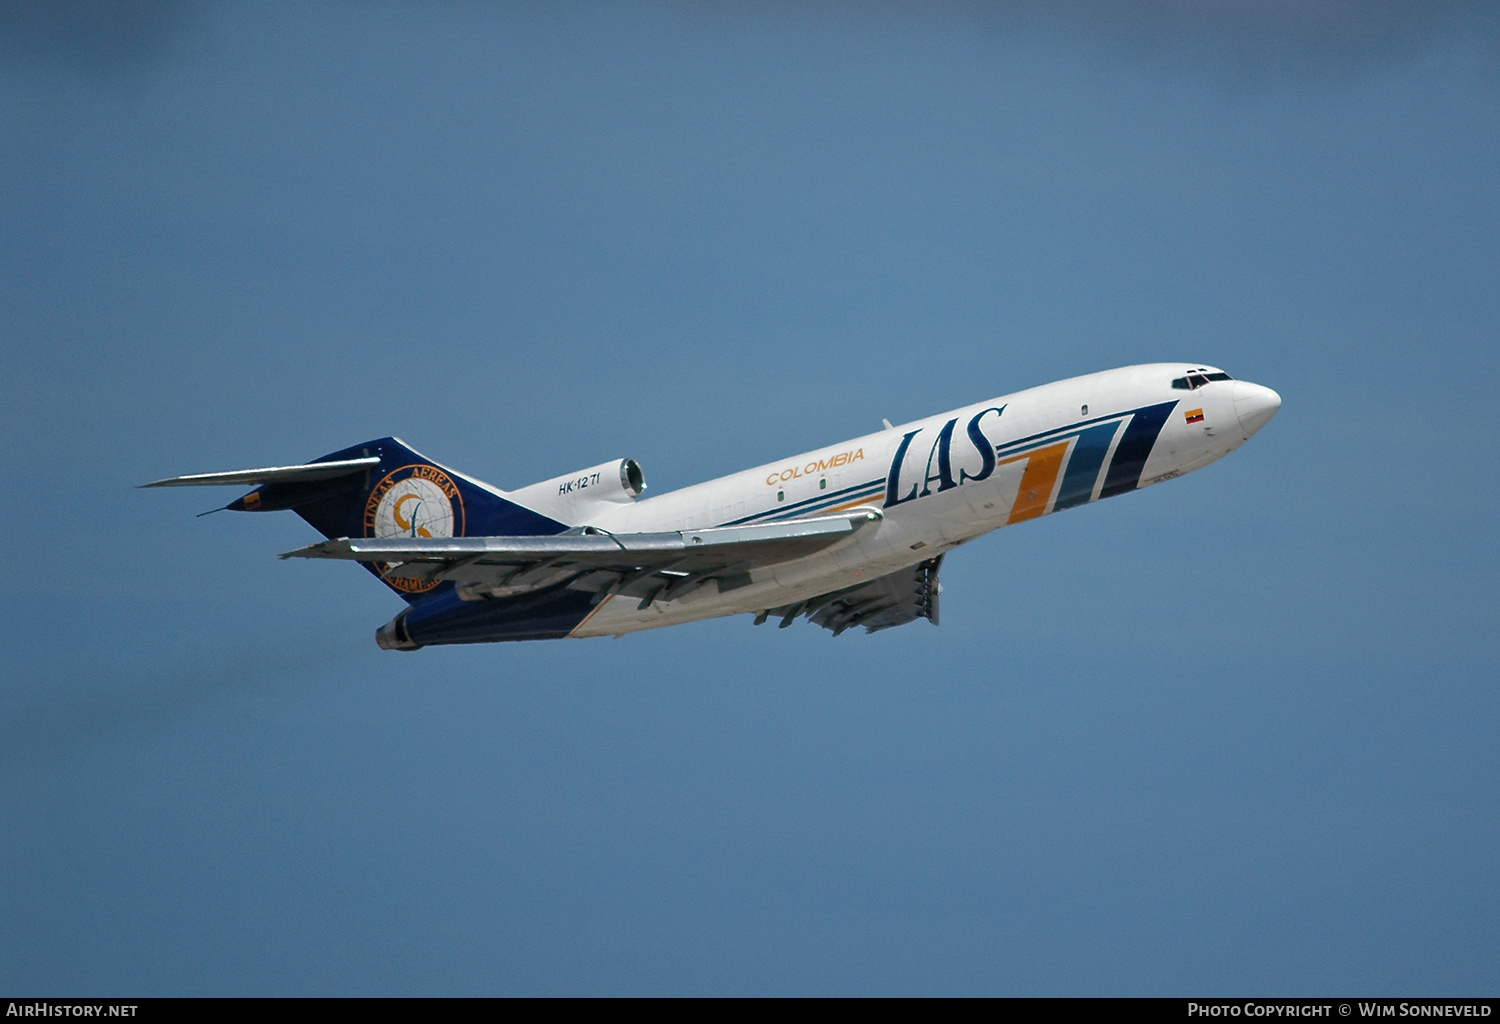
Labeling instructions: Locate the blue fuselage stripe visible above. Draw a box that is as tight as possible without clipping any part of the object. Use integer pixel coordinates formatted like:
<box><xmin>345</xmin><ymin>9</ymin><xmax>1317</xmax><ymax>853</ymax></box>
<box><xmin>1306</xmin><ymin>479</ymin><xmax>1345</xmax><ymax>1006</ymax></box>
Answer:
<box><xmin>723</xmin><ymin>477</ymin><xmax>886</xmax><ymax>526</ymax></box>
<box><xmin>992</xmin><ymin>408</ymin><xmax>1134</xmax><ymax>458</ymax></box>
<box><xmin>763</xmin><ymin>486</ymin><xmax>884</xmax><ymax>521</ymax></box>
<box><xmin>1100</xmin><ymin>400</ymin><xmax>1178</xmax><ymax>498</ymax></box>
<box><xmin>1053</xmin><ymin>421</ymin><xmax>1120</xmax><ymax>511</ymax></box>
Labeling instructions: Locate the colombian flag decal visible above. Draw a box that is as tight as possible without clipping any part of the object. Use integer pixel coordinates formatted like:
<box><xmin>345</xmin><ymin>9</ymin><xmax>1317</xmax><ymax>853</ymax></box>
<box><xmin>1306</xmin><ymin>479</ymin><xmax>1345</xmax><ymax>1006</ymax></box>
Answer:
<box><xmin>1185</xmin><ymin>408</ymin><xmax>1204</xmax><ymax>424</ymax></box>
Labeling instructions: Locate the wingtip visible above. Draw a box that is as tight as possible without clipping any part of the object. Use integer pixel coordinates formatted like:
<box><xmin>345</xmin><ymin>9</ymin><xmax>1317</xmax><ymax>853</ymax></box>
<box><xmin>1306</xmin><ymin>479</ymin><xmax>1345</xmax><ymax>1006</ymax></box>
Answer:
<box><xmin>280</xmin><ymin>537</ymin><xmax>353</xmax><ymax>560</ymax></box>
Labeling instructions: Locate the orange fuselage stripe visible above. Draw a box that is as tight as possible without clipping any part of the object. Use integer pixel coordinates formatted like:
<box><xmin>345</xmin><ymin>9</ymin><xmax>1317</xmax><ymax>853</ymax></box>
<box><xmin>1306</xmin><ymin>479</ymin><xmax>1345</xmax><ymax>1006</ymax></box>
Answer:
<box><xmin>1002</xmin><ymin>441</ymin><xmax>1069</xmax><ymax>524</ymax></box>
<box><xmin>826</xmin><ymin>492</ymin><xmax>884</xmax><ymax>513</ymax></box>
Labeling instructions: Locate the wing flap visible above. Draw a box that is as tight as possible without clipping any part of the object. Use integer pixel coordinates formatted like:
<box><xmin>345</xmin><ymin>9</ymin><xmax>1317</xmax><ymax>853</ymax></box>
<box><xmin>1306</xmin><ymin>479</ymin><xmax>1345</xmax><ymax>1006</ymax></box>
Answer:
<box><xmin>760</xmin><ymin>555</ymin><xmax>943</xmax><ymax>636</ymax></box>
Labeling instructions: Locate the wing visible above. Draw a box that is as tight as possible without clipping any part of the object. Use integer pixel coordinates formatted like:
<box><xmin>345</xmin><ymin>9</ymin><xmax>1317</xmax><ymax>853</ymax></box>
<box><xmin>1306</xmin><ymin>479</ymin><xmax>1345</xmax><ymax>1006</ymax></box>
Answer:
<box><xmin>756</xmin><ymin>555</ymin><xmax>943</xmax><ymax>636</ymax></box>
<box><xmin>282</xmin><ymin>510</ymin><xmax>881</xmax><ymax>609</ymax></box>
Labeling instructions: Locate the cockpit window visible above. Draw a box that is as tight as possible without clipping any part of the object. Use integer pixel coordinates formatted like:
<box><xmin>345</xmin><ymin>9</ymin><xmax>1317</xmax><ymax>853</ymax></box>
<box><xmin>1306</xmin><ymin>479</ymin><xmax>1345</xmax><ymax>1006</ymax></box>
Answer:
<box><xmin>1171</xmin><ymin>369</ymin><xmax>1235</xmax><ymax>390</ymax></box>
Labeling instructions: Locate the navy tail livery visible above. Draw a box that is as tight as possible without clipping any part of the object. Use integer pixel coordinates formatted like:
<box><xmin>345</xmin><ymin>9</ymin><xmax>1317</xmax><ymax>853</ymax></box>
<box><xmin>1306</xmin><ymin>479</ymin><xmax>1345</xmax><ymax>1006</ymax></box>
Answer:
<box><xmin>143</xmin><ymin>364</ymin><xmax>1280</xmax><ymax>649</ymax></box>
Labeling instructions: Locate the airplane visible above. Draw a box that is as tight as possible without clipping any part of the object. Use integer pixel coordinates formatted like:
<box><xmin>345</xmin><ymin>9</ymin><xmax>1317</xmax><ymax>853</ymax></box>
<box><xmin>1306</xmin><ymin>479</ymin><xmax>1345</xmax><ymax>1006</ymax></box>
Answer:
<box><xmin>142</xmin><ymin>364</ymin><xmax>1279</xmax><ymax>650</ymax></box>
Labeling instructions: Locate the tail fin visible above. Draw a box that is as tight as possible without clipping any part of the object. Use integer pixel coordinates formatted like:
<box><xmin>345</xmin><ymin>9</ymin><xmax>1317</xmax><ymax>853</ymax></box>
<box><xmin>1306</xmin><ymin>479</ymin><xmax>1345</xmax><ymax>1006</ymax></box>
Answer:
<box><xmin>226</xmin><ymin>437</ymin><xmax>566</xmax><ymax>601</ymax></box>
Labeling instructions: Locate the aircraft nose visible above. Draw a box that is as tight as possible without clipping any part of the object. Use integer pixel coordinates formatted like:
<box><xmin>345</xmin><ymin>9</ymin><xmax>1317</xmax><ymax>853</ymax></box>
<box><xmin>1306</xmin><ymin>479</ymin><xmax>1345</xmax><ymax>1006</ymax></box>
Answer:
<box><xmin>1232</xmin><ymin>381</ymin><xmax>1282</xmax><ymax>438</ymax></box>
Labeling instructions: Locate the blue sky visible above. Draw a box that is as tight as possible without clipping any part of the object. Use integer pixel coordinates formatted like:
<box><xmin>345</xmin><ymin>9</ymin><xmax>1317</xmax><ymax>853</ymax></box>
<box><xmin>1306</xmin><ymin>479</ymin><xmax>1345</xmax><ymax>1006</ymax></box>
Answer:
<box><xmin>2</xmin><ymin>1</ymin><xmax>1497</xmax><ymax>995</ymax></box>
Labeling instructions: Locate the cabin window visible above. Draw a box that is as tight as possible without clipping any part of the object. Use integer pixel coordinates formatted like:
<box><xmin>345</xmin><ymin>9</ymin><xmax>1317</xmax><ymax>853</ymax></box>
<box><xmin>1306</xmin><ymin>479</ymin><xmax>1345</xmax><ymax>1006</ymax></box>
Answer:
<box><xmin>777</xmin><ymin>490</ymin><xmax>784</xmax><ymax>502</ymax></box>
<box><xmin>820</xmin><ymin>478</ymin><xmax>827</xmax><ymax>490</ymax></box>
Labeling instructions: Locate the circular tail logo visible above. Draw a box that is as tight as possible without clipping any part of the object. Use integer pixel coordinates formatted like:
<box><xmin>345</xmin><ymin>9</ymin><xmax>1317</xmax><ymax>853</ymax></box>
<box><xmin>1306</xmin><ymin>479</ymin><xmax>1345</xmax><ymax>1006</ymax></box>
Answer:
<box><xmin>364</xmin><ymin>464</ymin><xmax>465</xmax><ymax>593</ymax></box>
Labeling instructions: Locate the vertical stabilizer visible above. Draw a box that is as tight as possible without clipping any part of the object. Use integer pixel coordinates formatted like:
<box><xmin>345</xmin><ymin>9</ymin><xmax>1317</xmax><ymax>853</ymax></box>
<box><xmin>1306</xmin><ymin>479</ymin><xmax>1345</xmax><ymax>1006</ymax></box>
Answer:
<box><xmin>225</xmin><ymin>437</ymin><xmax>567</xmax><ymax>601</ymax></box>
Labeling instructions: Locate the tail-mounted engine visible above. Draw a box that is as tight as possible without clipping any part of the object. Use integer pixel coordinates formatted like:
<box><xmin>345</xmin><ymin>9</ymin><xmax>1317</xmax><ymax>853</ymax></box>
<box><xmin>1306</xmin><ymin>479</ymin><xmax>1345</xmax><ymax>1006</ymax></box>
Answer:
<box><xmin>507</xmin><ymin>458</ymin><xmax>646</xmax><ymax>525</ymax></box>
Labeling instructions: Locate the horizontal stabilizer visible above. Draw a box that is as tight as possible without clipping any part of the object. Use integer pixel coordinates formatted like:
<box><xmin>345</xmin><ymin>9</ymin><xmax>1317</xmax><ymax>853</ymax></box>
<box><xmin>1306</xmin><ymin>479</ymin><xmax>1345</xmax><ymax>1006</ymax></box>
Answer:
<box><xmin>139</xmin><ymin>457</ymin><xmax>382</xmax><ymax>489</ymax></box>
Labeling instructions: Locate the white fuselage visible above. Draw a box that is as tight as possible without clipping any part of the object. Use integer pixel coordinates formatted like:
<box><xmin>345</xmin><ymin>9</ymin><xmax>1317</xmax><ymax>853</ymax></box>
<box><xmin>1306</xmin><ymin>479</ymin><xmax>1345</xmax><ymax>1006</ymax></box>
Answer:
<box><xmin>525</xmin><ymin>364</ymin><xmax>1278</xmax><ymax>638</ymax></box>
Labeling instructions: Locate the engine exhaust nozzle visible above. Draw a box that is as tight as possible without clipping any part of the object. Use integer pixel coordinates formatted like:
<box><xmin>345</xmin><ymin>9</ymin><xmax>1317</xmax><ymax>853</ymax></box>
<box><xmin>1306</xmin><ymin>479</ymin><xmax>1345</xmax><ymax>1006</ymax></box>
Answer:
<box><xmin>376</xmin><ymin>609</ymin><xmax>422</xmax><ymax>651</ymax></box>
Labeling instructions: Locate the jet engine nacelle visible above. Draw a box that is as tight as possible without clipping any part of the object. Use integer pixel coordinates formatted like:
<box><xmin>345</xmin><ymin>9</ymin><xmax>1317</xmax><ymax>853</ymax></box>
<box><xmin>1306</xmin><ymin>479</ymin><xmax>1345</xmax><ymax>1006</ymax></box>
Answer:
<box><xmin>507</xmin><ymin>458</ymin><xmax>645</xmax><ymax>525</ymax></box>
